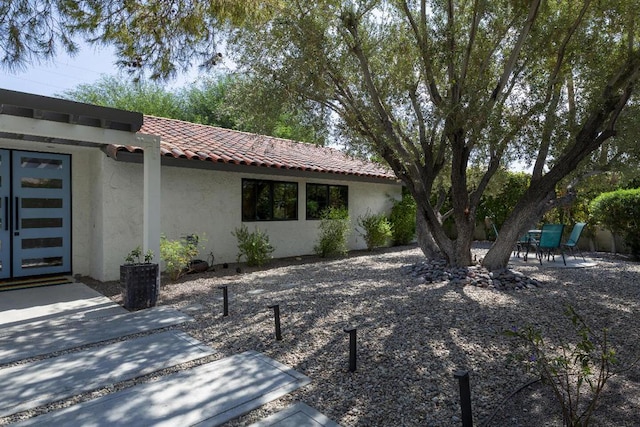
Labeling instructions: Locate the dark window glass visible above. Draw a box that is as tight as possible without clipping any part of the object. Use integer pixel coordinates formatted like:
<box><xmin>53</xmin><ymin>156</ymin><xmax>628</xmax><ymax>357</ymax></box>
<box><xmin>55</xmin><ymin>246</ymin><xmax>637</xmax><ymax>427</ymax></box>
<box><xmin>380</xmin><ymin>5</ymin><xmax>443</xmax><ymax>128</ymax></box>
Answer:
<box><xmin>22</xmin><ymin>218</ymin><xmax>63</xmax><ymax>228</ymax></box>
<box><xmin>242</xmin><ymin>179</ymin><xmax>298</xmax><ymax>221</ymax></box>
<box><xmin>306</xmin><ymin>184</ymin><xmax>348</xmax><ymax>219</ymax></box>
<box><xmin>22</xmin><ymin>198</ymin><xmax>63</xmax><ymax>209</ymax></box>
<box><xmin>22</xmin><ymin>237</ymin><xmax>63</xmax><ymax>249</ymax></box>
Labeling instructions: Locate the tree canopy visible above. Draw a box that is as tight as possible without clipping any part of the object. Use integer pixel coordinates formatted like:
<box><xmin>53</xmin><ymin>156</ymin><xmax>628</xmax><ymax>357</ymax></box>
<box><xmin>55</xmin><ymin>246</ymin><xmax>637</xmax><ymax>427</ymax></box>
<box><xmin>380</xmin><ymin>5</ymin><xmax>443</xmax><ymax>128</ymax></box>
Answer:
<box><xmin>62</xmin><ymin>74</ymin><xmax>327</xmax><ymax>144</ymax></box>
<box><xmin>1</xmin><ymin>0</ymin><xmax>278</xmax><ymax>77</ymax></box>
<box><xmin>226</xmin><ymin>0</ymin><xmax>640</xmax><ymax>268</ymax></box>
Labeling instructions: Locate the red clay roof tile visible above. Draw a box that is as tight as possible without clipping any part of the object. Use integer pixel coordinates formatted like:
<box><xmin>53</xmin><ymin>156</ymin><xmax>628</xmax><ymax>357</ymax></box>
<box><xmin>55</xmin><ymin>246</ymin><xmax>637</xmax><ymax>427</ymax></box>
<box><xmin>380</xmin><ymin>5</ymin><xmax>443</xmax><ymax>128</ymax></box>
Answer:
<box><xmin>108</xmin><ymin>115</ymin><xmax>397</xmax><ymax>181</ymax></box>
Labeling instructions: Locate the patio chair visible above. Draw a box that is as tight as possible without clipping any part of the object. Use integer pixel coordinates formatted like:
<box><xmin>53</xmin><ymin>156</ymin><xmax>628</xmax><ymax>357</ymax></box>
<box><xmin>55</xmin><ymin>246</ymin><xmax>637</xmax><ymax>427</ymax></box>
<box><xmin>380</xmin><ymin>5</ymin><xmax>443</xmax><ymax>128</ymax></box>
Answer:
<box><xmin>533</xmin><ymin>223</ymin><xmax>566</xmax><ymax>265</ymax></box>
<box><xmin>514</xmin><ymin>233</ymin><xmax>534</xmax><ymax>259</ymax></box>
<box><xmin>562</xmin><ymin>222</ymin><xmax>587</xmax><ymax>262</ymax></box>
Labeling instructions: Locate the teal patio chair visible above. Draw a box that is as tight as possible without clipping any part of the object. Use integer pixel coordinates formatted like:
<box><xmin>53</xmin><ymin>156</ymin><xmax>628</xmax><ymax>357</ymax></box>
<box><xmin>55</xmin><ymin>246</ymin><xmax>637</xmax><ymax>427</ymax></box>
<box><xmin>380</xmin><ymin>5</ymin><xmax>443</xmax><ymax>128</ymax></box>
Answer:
<box><xmin>562</xmin><ymin>222</ymin><xmax>587</xmax><ymax>262</ymax></box>
<box><xmin>534</xmin><ymin>223</ymin><xmax>565</xmax><ymax>265</ymax></box>
<box><xmin>514</xmin><ymin>233</ymin><xmax>533</xmax><ymax>259</ymax></box>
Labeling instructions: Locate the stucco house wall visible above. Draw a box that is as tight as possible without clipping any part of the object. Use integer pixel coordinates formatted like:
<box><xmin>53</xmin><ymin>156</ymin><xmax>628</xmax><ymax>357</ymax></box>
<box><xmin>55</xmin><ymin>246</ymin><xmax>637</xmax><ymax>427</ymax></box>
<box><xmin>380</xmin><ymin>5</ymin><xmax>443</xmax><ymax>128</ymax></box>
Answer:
<box><xmin>97</xmin><ymin>156</ymin><xmax>401</xmax><ymax>281</ymax></box>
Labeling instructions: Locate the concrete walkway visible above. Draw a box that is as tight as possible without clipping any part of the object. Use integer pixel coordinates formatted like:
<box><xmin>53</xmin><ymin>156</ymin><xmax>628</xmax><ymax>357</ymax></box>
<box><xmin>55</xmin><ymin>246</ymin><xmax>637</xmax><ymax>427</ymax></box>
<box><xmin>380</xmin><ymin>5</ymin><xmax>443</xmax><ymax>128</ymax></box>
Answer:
<box><xmin>0</xmin><ymin>331</ymin><xmax>214</xmax><ymax>417</ymax></box>
<box><xmin>249</xmin><ymin>403</ymin><xmax>342</xmax><ymax>427</ymax></box>
<box><xmin>0</xmin><ymin>283</ymin><xmax>126</xmax><ymax>328</ymax></box>
<box><xmin>0</xmin><ymin>282</ymin><xmax>341</xmax><ymax>426</ymax></box>
<box><xmin>15</xmin><ymin>351</ymin><xmax>311</xmax><ymax>426</ymax></box>
<box><xmin>0</xmin><ymin>306</ymin><xmax>194</xmax><ymax>364</ymax></box>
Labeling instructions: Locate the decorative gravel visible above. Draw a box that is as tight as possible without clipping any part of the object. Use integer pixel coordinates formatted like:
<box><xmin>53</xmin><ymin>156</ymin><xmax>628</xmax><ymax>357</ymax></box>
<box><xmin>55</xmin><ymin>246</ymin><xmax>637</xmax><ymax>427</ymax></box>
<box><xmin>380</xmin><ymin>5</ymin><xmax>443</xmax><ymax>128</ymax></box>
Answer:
<box><xmin>6</xmin><ymin>243</ymin><xmax>640</xmax><ymax>426</ymax></box>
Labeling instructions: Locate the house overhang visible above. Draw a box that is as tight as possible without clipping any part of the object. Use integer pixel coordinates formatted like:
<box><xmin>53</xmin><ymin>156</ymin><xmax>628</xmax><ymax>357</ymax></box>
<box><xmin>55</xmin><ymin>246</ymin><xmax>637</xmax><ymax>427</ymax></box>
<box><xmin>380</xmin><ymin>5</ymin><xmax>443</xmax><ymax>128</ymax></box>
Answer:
<box><xmin>0</xmin><ymin>89</ymin><xmax>161</xmax><ymax>275</ymax></box>
<box><xmin>108</xmin><ymin>149</ymin><xmax>403</xmax><ymax>185</ymax></box>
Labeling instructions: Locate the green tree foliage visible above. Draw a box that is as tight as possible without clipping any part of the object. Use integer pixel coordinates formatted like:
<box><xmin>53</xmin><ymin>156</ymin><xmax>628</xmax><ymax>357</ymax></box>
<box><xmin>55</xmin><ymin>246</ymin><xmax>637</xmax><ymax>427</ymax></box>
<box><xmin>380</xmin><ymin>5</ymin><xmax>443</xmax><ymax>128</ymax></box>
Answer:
<box><xmin>63</xmin><ymin>76</ymin><xmax>185</xmax><ymax>118</ymax></box>
<box><xmin>589</xmin><ymin>188</ymin><xmax>640</xmax><ymax>259</ymax></box>
<box><xmin>477</xmin><ymin>170</ymin><xmax>531</xmax><ymax>235</ymax></box>
<box><xmin>0</xmin><ymin>0</ymin><xmax>278</xmax><ymax>76</ymax></box>
<box><xmin>61</xmin><ymin>74</ymin><xmax>326</xmax><ymax>144</ymax></box>
<box><xmin>227</xmin><ymin>1</ymin><xmax>640</xmax><ymax>270</ymax></box>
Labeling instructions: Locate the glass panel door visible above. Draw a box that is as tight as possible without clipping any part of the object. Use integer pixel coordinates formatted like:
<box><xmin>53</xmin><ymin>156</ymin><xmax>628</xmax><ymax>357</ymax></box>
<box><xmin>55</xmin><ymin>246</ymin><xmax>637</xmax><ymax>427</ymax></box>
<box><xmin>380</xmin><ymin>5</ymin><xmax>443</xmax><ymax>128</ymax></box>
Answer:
<box><xmin>11</xmin><ymin>151</ymin><xmax>71</xmax><ymax>277</ymax></box>
<box><xmin>0</xmin><ymin>150</ymin><xmax>10</xmax><ymax>279</ymax></box>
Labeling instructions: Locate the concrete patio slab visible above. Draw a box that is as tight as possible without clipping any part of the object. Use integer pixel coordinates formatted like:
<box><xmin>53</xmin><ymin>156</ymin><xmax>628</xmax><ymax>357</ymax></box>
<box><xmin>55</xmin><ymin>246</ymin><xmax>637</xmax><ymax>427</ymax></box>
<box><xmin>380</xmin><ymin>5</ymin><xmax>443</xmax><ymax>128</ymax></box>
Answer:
<box><xmin>16</xmin><ymin>350</ymin><xmax>311</xmax><ymax>427</ymax></box>
<box><xmin>0</xmin><ymin>282</ymin><xmax>126</xmax><ymax>328</ymax></box>
<box><xmin>509</xmin><ymin>255</ymin><xmax>597</xmax><ymax>269</ymax></box>
<box><xmin>0</xmin><ymin>306</ymin><xmax>193</xmax><ymax>364</ymax></box>
<box><xmin>249</xmin><ymin>403</ymin><xmax>342</xmax><ymax>427</ymax></box>
<box><xmin>0</xmin><ymin>331</ymin><xmax>214</xmax><ymax>417</ymax></box>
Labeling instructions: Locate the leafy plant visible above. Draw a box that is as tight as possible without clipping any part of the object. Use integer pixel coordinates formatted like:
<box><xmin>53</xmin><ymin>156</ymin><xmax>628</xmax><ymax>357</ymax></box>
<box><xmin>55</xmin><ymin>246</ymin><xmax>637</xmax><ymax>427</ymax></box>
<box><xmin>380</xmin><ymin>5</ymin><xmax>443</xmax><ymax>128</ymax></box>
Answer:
<box><xmin>589</xmin><ymin>188</ymin><xmax>640</xmax><ymax>259</ymax></box>
<box><xmin>505</xmin><ymin>306</ymin><xmax>618</xmax><ymax>426</ymax></box>
<box><xmin>357</xmin><ymin>210</ymin><xmax>392</xmax><ymax>250</ymax></box>
<box><xmin>314</xmin><ymin>207</ymin><xmax>351</xmax><ymax>257</ymax></box>
<box><xmin>124</xmin><ymin>246</ymin><xmax>154</xmax><ymax>265</ymax></box>
<box><xmin>389</xmin><ymin>194</ymin><xmax>416</xmax><ymax>245</ymax></box>
<box><xmin>232</xmin><ymin>225</ymin><xmax>275</xmax><ymax>267</ymax></box>
<box><xmin>160</xmin><ymin>234</ymin><xmax>201</xmax><ymax>281</ymax></box>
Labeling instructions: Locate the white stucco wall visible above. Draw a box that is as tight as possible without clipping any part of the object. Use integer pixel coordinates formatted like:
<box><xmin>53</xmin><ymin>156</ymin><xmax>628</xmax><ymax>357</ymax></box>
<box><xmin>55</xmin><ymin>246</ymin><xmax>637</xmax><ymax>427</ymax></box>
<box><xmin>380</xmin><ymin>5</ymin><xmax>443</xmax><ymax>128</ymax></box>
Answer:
<box><xmin>96</xmin><ymin>157</ymin><xmax>401</xmax><ymax>281</ymax></box>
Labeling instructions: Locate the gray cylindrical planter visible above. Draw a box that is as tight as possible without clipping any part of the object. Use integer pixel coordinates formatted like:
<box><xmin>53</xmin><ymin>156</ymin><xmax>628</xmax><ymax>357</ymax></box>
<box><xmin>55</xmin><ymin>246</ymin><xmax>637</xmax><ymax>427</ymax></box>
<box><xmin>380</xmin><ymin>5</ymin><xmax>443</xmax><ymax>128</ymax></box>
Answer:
<box><xmin>120</xmin><ymin>263</ymin><xmax>159</xmax><ymax>310</ymax></box>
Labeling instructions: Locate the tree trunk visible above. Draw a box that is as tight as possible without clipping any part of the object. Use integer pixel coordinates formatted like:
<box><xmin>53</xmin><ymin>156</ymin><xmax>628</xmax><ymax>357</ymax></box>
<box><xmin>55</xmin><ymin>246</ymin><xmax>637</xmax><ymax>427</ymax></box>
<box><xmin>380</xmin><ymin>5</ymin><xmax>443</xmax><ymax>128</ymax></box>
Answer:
<box><xmin>416</xmin><ymin>208</ymin><xmax>441</xmax><ymax>259</ymax></box>
<box><xmin>482</xmin><ymin>191</ymin><xmax>549</xmax><ymax>270</ymax></box>
<box><xmin>415</xmin><ymin>201</ymin><xmax>475</xmax><ymax>267</ymax></box>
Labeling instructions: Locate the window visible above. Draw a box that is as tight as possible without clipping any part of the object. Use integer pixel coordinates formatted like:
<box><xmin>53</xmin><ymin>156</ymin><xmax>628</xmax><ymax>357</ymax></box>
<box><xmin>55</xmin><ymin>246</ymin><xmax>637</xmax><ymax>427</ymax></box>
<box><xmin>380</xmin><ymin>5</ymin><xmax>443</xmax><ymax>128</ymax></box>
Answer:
<box><xmin>306</xmin><ymin>183</ymin><xmax>348</xmax><ymax>219</ymax></box>
<box><xmin>242</xmin><ymin>179</ymin><xmax>298</xmax><ymax>221</ymax></box>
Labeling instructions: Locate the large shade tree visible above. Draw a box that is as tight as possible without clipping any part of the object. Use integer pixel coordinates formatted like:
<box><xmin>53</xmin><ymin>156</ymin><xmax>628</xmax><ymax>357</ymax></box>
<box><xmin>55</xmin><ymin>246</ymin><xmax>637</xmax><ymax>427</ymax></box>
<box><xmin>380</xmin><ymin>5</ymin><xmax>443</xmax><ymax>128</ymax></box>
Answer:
<box><xmin>3</xmin><ymin>0</ymin><xmax>640</xmax><ymax>269</ymax></box>
<box><xmin>227</xmin><ymin>0</ymin><xmax>640</xmax><ymax>269</ymax></box>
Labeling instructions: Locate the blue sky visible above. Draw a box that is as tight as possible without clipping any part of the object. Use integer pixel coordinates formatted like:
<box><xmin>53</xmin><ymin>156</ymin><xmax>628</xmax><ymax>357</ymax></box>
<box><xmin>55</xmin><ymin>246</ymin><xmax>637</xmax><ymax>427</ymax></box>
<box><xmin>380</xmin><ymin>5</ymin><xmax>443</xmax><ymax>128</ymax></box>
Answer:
<box><xmin>1</xmin><ymin>44</ymin><xmax>201</xmax><ymax>98</ymax></box>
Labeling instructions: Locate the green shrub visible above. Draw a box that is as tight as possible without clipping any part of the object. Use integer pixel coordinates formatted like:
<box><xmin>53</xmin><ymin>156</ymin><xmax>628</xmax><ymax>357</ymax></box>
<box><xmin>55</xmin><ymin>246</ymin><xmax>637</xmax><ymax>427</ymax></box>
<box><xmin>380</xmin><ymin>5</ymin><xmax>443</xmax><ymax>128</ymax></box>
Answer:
<box><xmin>314</xmin><ymin>207</ymin><xmax>351</xmax><ymax>257</ymax></box>
<box><xmin>232</xmin><ymin>225</ymin><xmax>275</xmax><ymax>266</ymax></box>
<box><xmin>589</xmin><ymin>188</ymin><xmax>640</xmax><ymax>259</ymax></box>
<box><xmin>505</xmin><ymin>306</ymin><xmax>617</xmax><ymax>427</ymax></box>
<box><xmin>357</xmin><ymin>210</ymin><xmax>392</xmax><ymax>250</ymax></box>
<box><xmin>389</xmin><ymin>195</ymin><xmax>416</xmax><ymax>245</ymax></box>
<box><xmin>160</xmin><ymin>234</ymin><xmax>201</xmax><ymax>281</ymax></box>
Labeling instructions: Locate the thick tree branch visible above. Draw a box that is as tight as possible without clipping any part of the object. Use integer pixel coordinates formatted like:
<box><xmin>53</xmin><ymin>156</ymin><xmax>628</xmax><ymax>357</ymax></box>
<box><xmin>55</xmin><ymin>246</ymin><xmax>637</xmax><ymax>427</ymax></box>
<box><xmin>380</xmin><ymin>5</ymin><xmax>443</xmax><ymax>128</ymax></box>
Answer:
<box><xmin>400</xmin><ymin>0</ymin><xmax>443</xmax><ymax>107</ymax></box>
<box><xmin>490</xmin><ymin>0</ymin><xmax>541</xmax><ymax>101</ymax></box>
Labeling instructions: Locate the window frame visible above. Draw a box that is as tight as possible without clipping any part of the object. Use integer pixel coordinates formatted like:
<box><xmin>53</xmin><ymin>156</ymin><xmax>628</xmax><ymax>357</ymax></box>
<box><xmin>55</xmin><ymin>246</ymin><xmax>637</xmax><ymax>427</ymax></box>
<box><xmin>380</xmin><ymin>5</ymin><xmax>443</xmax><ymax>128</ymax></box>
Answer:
<box><xmin>305</xmin><ymin>183</ymin><xmax>349</xmax><ymax>220</ymax></box>
<box><xmin>241</xmin><ymin>178</ymin><xmax>299</xmax><ymax>222</ymax></box>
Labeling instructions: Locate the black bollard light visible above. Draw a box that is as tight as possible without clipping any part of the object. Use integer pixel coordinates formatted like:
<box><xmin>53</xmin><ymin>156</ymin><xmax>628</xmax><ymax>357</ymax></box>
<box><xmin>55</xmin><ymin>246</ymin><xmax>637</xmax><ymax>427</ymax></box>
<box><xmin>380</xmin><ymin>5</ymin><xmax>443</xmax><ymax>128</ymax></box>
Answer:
<box><xmin>344</xmin><ymin>327</ymin><xmax>357</xmax><ymax>372</ymax></box>
<box><xmin>268</xmin><ymin>304</ymin><xmax>282</xmax><ymax>340</ymax></box>
<box><xmin>453</xmin><ymin>370</ymin><xmax>473</xmax><ymax>427</ymax></box>
<box><xmin>218</xmin><ymin>285</ymin><xmax>229</xmax><ymax>316</ymax></box>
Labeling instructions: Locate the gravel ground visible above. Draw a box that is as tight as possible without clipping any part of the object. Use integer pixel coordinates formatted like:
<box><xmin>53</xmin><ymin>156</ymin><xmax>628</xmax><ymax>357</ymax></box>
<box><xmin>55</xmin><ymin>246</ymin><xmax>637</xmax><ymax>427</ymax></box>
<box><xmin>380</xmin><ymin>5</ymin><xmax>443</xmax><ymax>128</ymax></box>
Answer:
<box><xmin>9</xmin><ymin>243</ymin><xmax>640</xmax><ymax>426</ymax></box>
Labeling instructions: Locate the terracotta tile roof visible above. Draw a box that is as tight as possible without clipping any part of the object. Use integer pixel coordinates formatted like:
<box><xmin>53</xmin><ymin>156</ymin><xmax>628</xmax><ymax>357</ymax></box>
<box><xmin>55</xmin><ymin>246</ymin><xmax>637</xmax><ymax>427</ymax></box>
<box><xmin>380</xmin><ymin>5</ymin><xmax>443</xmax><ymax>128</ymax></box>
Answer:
<box><xmin>106</xmin><ymin>115</ymin><xmax>397</xmax><ymax>181</ymax></box>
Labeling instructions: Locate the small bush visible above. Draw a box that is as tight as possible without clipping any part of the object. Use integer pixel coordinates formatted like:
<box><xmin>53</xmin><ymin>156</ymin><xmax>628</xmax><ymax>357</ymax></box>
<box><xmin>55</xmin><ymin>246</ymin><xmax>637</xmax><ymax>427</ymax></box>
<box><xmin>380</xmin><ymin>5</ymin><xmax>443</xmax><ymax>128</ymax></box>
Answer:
<box><xmin>357</xmin><ymin>210</ymin><xmax>392</xmax><ymax>250</ymax></box>
<box><xmin>389</xmin><ymin>195</ymin><xmax>416</xmax><ymax>245</ymax></box>
<box><xmin>232</xmin><ymin>225</ymin><xmax>275</xmax><ymax>267</ymax></box>
<box><xmin>505</xmin><ymin>306</ymin><xmax>618</xmax><ymax>427</ymax></box>
<box><xmin>314</xmin><ymin>207</ymin><xmax>351</xmax><ymax>257</ymax></box>
<box><xmin>589</xmin><ymin>188</ymin><xmax>640</xmax><ymax>259</ymax></box>
<box><xmin>160</xmin><ymin>234</ymin><xmax>201</xmax><ymax>281</ymax></box>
